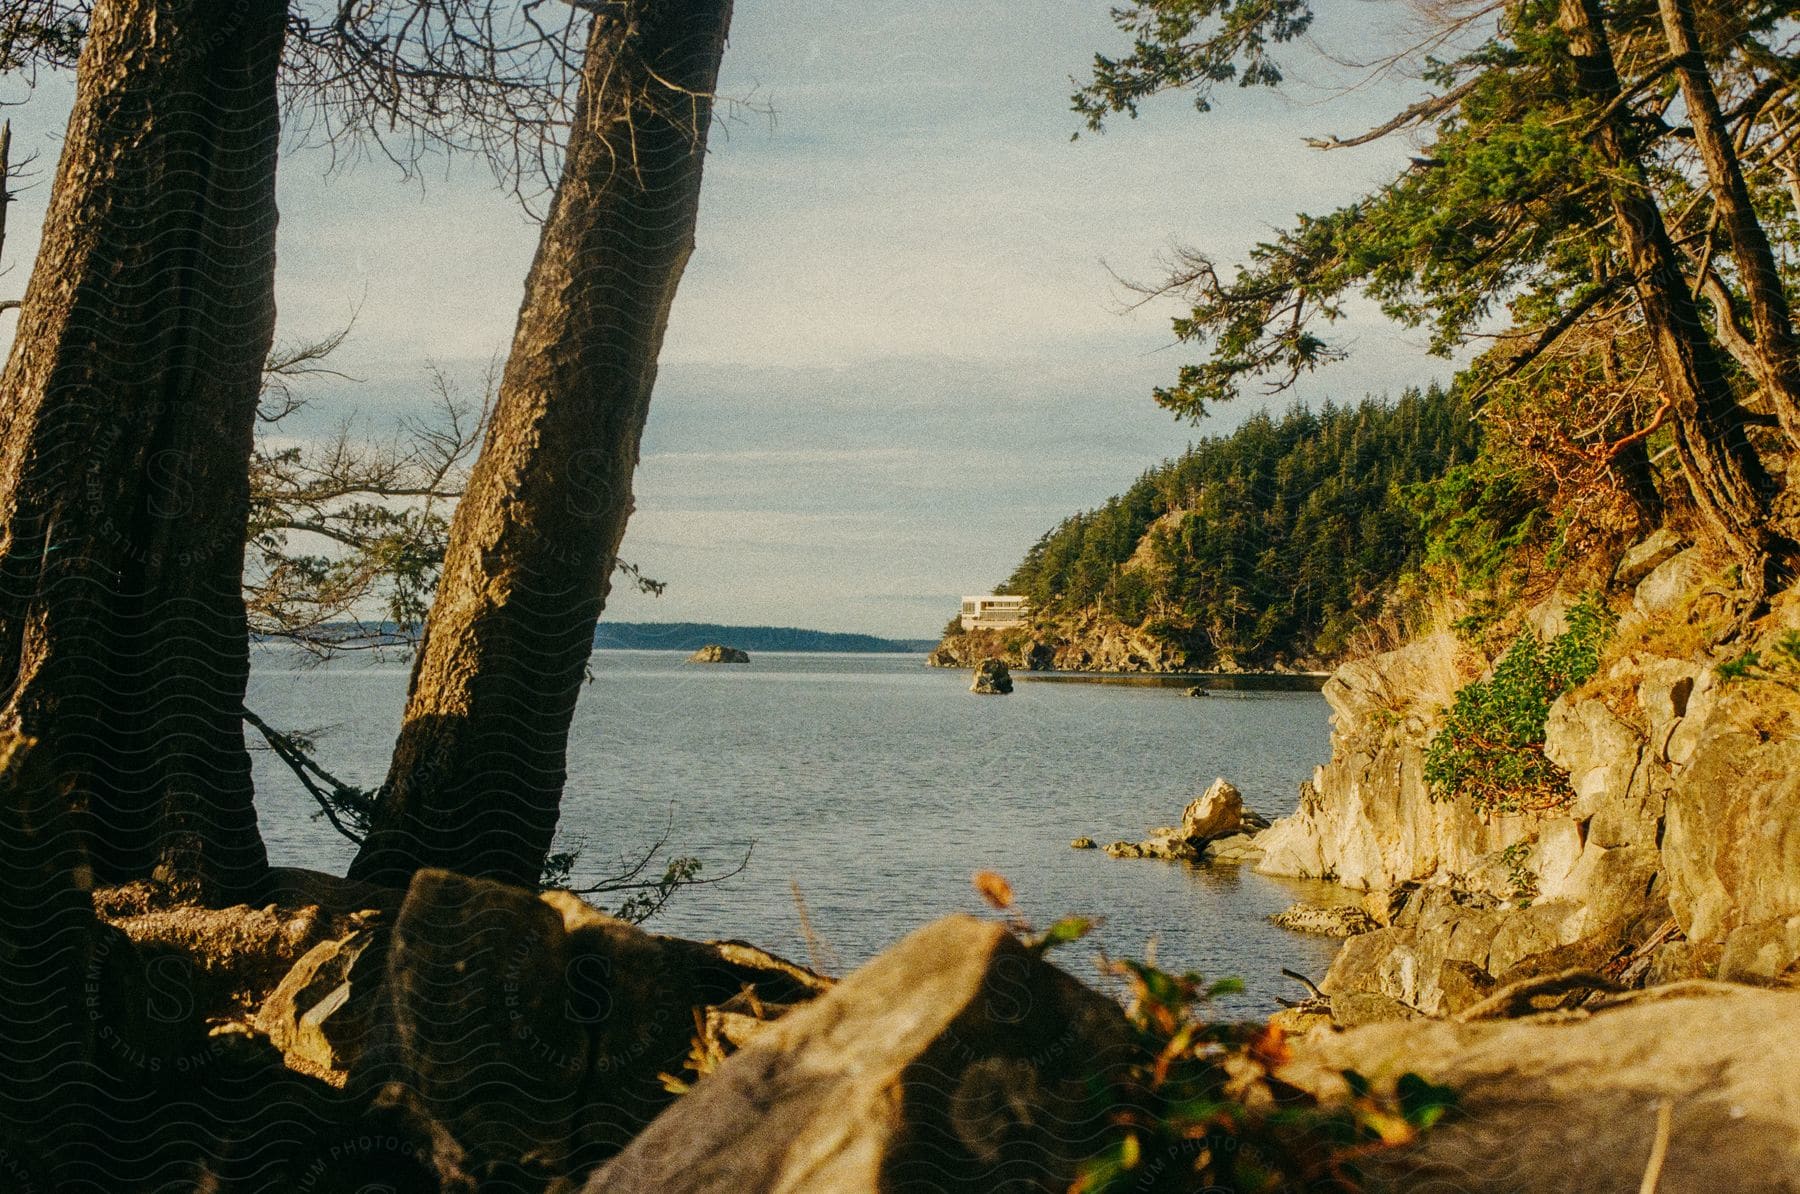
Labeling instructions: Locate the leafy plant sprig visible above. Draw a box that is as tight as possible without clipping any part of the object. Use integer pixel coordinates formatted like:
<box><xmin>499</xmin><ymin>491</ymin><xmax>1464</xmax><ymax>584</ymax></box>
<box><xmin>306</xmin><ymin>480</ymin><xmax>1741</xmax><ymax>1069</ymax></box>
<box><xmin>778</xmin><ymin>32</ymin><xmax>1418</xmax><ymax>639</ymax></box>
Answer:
<box><xmin>971</xmin><ymin>874</ymin><xmax>1454</xmax><ymax>1192</ymax></box>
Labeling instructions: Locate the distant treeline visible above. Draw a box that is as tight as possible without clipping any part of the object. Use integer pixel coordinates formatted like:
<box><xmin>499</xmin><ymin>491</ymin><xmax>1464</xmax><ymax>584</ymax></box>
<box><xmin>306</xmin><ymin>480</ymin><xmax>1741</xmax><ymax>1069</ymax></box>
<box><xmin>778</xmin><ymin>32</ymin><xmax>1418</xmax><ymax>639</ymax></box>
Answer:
<box><xmin>1002</xmin><ymin>387</ymin><xmax>1478</xmax><ymax>666</ymax></box>
<box><xmin>593</xmin><ymin>622</ymin><xmax>933</xmax><ymax>653</ymax></box>
<box><xmin>260</xmin><ymin>622</ymin><xmax>934</xmax><ymax>654</ymax></box>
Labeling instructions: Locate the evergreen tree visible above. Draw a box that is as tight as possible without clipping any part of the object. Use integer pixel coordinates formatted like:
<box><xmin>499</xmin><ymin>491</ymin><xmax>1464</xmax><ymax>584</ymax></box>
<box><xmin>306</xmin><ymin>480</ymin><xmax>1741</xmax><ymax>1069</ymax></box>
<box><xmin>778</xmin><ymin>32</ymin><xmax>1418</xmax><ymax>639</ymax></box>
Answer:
<box><xmin>1001</xmin><ymin>388</ymin><xmax>1476</xmax><ymax>668</ymax></box>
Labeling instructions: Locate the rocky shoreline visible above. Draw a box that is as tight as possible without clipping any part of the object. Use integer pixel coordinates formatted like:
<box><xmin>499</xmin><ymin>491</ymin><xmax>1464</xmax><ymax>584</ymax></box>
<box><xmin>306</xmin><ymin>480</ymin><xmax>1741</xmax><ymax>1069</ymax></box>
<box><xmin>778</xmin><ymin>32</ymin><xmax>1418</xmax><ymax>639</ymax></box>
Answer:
<box><xmin>1109</xmin><ymin>534</ymin><xmax>1800</xmax><ymax>1026</ymax></box>
<box><xmin>54</xmin><ymin>837</ymin><xmax>1800</xmax><ymax>1192</ymax></box>
<box><xmin>926</xmin><ymin>617</ymin><xmax>1331</xmax><ymax>678</ymax></box>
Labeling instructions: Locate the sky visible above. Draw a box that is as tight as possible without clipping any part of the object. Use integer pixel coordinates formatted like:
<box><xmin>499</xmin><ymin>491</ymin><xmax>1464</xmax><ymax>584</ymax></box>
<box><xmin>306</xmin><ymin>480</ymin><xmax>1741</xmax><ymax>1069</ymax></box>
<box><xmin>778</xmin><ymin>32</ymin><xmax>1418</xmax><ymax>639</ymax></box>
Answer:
<box><xmin>0</xmin><ymin>1</ymin><xmax>1459</xmax><ymax>639</ymax></box>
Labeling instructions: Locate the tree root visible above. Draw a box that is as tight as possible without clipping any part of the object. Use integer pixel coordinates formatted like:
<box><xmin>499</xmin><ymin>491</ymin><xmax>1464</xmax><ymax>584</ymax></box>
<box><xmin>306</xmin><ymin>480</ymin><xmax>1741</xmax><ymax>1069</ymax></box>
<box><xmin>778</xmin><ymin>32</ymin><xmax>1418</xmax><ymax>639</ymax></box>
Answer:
<box><xmin>1454</xmin><ymin>968</ymin><xmax>1625</xmax><ymax>1022</ymax></box>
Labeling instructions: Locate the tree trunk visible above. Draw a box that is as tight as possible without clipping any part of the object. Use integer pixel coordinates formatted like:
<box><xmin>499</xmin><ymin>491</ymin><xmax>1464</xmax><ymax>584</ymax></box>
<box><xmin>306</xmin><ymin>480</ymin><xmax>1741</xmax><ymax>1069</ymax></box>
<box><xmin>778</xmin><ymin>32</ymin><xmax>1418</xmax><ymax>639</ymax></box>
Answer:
<box><xmin>1558</xmin><ymin>0</ymin><xmax>1772</xmax><ymax>583</ymax></box>
<box><xmin>0</xmin><ymin>734</ymin><xmax>103</xmax><ymax>1181</ymax></box>
<box><xmin>349</xmin><ymin>0</ymin><xmax>735</xmax><ymax>889</ymax></box>
<box><xmin>1658</xmin><ymin>0</ymin><xmax>1800</xmax><ymax>443</ymax></box>
<box><xmin>0</xmin><ymin>0</ymin><xmax>286</xmax><ymax>900</ymax></box>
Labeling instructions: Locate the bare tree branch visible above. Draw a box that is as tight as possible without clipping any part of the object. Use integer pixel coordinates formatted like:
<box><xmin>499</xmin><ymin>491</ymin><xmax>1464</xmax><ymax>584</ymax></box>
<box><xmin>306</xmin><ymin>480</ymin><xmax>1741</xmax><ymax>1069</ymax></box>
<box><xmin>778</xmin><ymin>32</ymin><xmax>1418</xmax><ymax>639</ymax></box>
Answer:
<box><xmin>1304</xmin><ymin>76</ymin><xmax>1481</xmax><ymax>149</ymax></box>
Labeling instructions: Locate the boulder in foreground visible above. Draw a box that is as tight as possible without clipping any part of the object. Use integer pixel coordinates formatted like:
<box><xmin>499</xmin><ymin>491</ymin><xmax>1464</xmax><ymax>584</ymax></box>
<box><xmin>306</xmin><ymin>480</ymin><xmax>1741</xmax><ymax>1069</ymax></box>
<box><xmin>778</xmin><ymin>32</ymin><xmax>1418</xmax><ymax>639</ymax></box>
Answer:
<box><xmin>688</xmin><ymin>644</ymin><xmax>750</xmax><ymax>663</ymax></box>
<box><xmin>265</xmin><ymin>869</ymin><xmax>825</xmax><ymax>1174</ymax></box>
<box><xmin>970</xmin><ymin>657</ymin><xmax>1013</xmax><ymax>694</ymax></box>
<box><xmin>584</xmin><ymin>915</ymin><xmax>1133</xmax><ymax>1194</ymax></box>
<box><xmin>1282</xmin><ymin>982</ymin><xmax>1800</xmax><ymax>1193</ymax></box>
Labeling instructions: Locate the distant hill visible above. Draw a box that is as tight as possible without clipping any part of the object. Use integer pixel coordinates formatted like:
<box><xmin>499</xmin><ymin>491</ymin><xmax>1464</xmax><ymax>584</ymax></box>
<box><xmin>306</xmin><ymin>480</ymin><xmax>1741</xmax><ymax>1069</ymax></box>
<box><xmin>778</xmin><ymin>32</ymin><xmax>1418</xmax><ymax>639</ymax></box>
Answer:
<box><xmin>592</xmin><ymin>622</ymin><xmax>933</xmax><ymax>653</ymax></box>
<box><xmin>258</xmin><ymin>621</ymin><xmax>934</xmax><ymax>654</ymax></box>
<box><xmin>938</xmin><ymin>388</ymin><xmax>1479</xmax><ymax>672</ymax></box>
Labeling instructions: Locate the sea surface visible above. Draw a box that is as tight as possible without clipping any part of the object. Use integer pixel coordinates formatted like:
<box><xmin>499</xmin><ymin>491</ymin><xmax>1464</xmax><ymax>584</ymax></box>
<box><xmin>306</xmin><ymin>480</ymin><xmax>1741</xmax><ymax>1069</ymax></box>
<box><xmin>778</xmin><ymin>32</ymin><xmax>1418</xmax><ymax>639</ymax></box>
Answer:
<box><xmin>245</xmin><ymin>649</ymin><xmax>1349</xmax><ymax>1015</ymax></box>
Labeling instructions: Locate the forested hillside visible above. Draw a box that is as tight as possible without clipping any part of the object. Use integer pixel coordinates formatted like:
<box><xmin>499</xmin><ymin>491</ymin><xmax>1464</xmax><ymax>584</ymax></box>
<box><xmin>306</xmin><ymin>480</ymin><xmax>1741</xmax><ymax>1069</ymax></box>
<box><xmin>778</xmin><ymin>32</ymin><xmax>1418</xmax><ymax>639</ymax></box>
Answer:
<box><xmin>948</xmin><ymin>387</ymin><xmax>1478</xmax><ymax>671</ymax></box>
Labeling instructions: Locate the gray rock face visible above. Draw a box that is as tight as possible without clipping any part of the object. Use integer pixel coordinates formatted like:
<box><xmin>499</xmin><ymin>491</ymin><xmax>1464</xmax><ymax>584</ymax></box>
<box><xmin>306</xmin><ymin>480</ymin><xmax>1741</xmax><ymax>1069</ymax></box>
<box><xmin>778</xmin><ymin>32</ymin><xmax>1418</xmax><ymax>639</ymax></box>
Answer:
<box><xmin>1282</xmin><ymin>984</ymin><xmax>1800</xmax><ymax>1193</ymax></box>
<box><xmin>582</xmin><ymin>916</ymin><xmax>1133</xmax><ymax>1194</ymax></box>
<box><xmin>1631</xmin><ymin>546</ymin><xmax>1712</xmax><ymax>619</ymax></box>
<box><xmin>1666</xmin><ymin>728</ymin><xmax>1800</xmax><ymax>943</ymax></box>
<box><xmin>1718</xmin><ymin>916</ymin><xmax>1800</xmax><ymax>985</ymax></box>
<box><xmin>688</xmin><ymin>644</ymin><xmax>750</xmax><ymax>663</ymax></box>
<box><xmin>1021</xmin><ymin>640</ymin><xmax>1056</xmax><ymax>671</ymax></box>
<box><xmin>969</xmin><ymin>657</ymin><xmax>1013</xmax><ymax>694</ymax></box>
<box><xmin>1254</xmin><ymin>631</ymin><xmax>1534</xmax><ymax>890</ymax></box>
<box><xmin>1249</xmin><ymin>554</ymin><xmax>1800</xmax><ymax>1014</ymax></box>
<box><xmin>1613</xmin><ymin>527</ymin><xmax>1687</xmax><ymax>587</ymax></box>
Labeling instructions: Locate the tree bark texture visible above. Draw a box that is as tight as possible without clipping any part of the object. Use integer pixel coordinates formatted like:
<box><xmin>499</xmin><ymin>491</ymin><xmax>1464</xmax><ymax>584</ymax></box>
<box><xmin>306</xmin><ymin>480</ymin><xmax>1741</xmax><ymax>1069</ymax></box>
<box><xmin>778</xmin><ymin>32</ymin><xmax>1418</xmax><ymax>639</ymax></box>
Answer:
<box><xmin>1657</xmin><ymin>0</ymin><xmax>1800</xmax><ymax>444</ymax></box>
<box><xmin>1558</xmin><ymin>0</ymin><xmax>1773</xmax><ymax>580</ymax></box>
<box><xmin>350</xmin><ymin>1</ymin><xmax>735</xmax><ymax>888</ymax></box>
<box><xmin>0</xmin><ymin>0</ymin><xmax>286</xmax><ymax>899</ymax></box>
<box><xmin>0</xmin><ymin>735</ymin><xmax>106</xmax><ymax>1183</ymax></box>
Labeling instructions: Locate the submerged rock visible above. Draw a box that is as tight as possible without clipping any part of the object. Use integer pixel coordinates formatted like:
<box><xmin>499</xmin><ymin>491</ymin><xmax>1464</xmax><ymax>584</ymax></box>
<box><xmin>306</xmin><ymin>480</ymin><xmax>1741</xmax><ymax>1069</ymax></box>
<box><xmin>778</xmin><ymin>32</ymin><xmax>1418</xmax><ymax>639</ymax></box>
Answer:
<box><xmin>1104</xmin><ymin>828</ymin><xmax>1198</xmax><ymax>861</ymax></box>
<box><xmin>1070</xmin><ymin>837</ymin><xmax>1096</xmax><ymax>849</ymax></box>
<box><xmin>688</xmin><ymin>644</ymin><xmax>749</xmax><ymax>663</ymax></box>
<box><xmin>969</xmin><ymin>657</ymin><xmax>1013</xmax><ymax>694</ymax></box>
<box><xmin>582</xmin><ymin>916</ymin><xmax>1133</xmax><ymax>1194</ymax></box>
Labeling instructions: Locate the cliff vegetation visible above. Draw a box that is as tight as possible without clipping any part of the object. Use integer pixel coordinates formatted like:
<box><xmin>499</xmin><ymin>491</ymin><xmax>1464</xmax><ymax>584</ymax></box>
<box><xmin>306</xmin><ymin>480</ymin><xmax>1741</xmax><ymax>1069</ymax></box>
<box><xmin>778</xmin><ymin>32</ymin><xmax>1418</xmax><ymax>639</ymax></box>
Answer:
<box><xmin>938</xmin><ymin>387</ymin><xmax>1478</xmax><ymax>671</ymax></box>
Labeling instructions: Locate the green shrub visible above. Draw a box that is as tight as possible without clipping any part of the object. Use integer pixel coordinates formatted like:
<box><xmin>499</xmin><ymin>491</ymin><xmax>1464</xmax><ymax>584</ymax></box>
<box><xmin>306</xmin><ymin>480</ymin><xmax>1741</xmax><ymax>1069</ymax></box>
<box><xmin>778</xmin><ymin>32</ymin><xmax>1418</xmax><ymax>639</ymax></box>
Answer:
<box><xmin>1073</xmin><ymin>954</ymin><xmax>1454</xmax><ymax>1193</ymax></box>
<box><xmin>1719</xmin><ymin>631</ymin><xmax>1800</xmax><ymax>694</ymax></box>
<box><xmin>1424</xmin><ymin>595</ymin><xmax>1613</xmax><ymax>815</ymax></box>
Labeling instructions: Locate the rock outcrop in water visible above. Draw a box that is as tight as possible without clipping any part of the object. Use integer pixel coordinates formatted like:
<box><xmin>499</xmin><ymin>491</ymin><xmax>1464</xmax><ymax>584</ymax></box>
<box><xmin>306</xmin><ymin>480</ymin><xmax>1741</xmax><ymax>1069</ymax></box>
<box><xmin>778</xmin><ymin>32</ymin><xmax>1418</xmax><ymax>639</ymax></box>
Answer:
<box><xmin>969</xmin><ymin>657</ymin><xmax>1013</xmax><ymax>694</ymax></box>
<box><xmin>1272</xmin><ymin>902</ymin><xmax>1379</xmax><ymax>937</ymax></box>
<box><xmin>1102</xmin><ymin>777</ymin><xmax>1269</xmax><ymax>861</ymax></box>
<box><xmin>688</xmin><ymin>644</ymin><xmax>750</xmax><ymax>663</ymax></box>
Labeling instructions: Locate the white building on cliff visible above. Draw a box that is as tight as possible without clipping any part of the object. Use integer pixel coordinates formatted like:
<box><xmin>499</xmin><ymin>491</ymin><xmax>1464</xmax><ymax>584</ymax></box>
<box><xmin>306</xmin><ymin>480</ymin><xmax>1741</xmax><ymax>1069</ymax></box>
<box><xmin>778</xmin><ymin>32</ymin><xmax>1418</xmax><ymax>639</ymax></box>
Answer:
<box><xmin>959</xmin><ymin>594</ymin><xmax>1029</xmax><ymax>632</ymax></box>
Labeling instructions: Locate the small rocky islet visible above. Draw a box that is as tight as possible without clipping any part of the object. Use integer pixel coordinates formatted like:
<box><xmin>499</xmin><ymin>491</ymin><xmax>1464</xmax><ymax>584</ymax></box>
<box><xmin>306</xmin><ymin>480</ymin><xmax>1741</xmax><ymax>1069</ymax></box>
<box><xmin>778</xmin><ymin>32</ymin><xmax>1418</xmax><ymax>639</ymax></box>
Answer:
<box><xmin>968</xmin><ymin>657</ymin><xmax>1013</xmax><ymax>694</ymax></box>
<box><xmin>1080</xmin><ymin>776</ymin><xmax>1270</xmax><ymax>864</ymax></box>
<box><xmin>686</xmin><ymin>643</ymin><xmax>750</xmax><ymax>663</ymax></box>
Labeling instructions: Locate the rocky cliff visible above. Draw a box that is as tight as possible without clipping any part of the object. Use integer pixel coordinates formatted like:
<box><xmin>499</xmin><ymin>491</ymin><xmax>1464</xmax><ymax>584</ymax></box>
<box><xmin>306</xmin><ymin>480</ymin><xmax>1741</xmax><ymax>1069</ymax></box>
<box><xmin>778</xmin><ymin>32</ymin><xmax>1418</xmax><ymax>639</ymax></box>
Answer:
<box><xmin>1252</xmin><ymin>536</ymin><xmax>1800</xmax><ymax>1014</ymax></box>
<box><xmin>928</xmin><ymin>607</ymin><xmax>1324</xmax><ymax>674</ymax></box>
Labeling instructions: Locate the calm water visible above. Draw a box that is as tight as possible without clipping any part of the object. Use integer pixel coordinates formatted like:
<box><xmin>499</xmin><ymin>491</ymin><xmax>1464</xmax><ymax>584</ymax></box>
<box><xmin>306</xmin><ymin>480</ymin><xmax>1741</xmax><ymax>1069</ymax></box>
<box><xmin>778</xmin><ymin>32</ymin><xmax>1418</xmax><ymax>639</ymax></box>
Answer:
<box><xmin>245</xmin><ymin>649</ymin><xmax>1346</xmax><ymax>1014</ymax></box>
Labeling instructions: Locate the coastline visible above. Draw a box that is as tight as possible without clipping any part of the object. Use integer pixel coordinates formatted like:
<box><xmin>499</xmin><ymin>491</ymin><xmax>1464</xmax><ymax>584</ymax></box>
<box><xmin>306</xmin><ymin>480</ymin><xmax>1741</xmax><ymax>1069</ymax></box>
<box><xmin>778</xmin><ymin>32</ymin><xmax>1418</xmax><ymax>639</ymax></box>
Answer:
<box><xmin>1017</xmin><ymin>670</ymin><xmax>1328</xmax><ymax>692</ymax></box>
